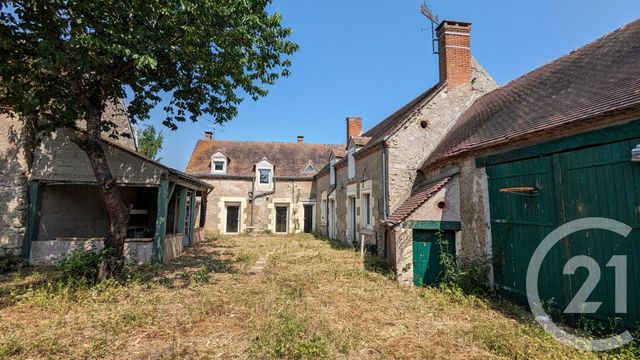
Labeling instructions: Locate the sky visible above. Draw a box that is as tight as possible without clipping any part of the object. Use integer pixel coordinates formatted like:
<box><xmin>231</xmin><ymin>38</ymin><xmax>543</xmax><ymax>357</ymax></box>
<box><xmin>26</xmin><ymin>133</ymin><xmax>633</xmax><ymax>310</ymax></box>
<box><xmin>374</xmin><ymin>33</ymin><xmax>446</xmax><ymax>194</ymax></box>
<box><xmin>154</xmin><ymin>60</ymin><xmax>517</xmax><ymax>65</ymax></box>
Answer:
<box><xmin>140</xmin><ymin>0</ymin><xmax>640</xmax><ymax>170</ymax></box>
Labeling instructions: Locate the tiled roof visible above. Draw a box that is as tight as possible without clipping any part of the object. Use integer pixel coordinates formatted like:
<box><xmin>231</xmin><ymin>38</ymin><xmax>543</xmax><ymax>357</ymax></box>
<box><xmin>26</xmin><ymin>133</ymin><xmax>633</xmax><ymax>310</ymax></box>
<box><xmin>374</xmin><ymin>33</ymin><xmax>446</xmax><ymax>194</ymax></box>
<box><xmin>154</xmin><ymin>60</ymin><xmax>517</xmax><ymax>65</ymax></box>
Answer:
<box><xmin>332</xmin><ymin>149</ymin><xmax>348</xmax><ymax>158</ymax></box>
<box><xmin>352</xmin><ymin>136</ymin><xmax>372</xmax><ymax>147</ymax></box>
<box><xmin>360</xmin><ymin>84</ymin><xmax>445</xmax><ymax>149</ymax></box>
<box><xmin>422</xmin><ymin>19</ymin><xmax>640</xmax><ymax>169</ymax></box>
<box><xmin>385</xmin><ymin>177</ymin><xmax>450</xmax><ymax>227</ymax></box>
<box><xmin>186</xmin><ymin>139</ymin><xmax>342</xmax><ymax>178</ymax></box>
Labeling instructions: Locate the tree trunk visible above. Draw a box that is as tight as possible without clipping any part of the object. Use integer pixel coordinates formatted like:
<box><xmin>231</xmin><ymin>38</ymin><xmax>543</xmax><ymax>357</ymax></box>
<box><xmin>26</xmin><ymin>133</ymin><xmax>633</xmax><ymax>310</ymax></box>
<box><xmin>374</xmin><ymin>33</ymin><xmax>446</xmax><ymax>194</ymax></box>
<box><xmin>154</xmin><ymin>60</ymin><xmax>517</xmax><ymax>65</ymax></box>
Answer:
<box><xmin>71</xmin><ymin>105</ymin><xmax>130</xmax><ymax>280</ymax></box>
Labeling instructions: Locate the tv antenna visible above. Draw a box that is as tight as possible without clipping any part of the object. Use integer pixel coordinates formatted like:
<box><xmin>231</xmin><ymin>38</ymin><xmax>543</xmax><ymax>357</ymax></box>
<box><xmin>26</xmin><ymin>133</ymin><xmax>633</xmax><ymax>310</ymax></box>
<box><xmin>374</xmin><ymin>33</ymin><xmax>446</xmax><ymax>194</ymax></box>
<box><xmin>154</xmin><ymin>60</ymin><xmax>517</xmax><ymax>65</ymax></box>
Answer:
<box><xmin>420</xmin><ymin>3</ymin><xmax>440</xmax><ymax>54</ymax></box>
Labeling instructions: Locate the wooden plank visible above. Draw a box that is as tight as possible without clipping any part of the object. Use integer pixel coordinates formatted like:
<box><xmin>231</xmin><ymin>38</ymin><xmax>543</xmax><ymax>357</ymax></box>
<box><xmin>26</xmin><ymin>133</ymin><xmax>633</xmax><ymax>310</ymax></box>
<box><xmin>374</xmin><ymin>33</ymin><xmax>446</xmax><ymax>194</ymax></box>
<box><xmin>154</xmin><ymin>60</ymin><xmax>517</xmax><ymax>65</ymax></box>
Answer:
<box><xmin>176</xmin><ymin>187</ymin><xmax>188</xmax><ymax>235</ymax></box>
<box><xmin>188</xmin><ymin>191</ymin><xmax>197</xmax><ymax>244</ymax></box>
<box><xmin>404</xmin><ymin>220</ymin><xmax>461</xmax><ymax>231</ymax></box>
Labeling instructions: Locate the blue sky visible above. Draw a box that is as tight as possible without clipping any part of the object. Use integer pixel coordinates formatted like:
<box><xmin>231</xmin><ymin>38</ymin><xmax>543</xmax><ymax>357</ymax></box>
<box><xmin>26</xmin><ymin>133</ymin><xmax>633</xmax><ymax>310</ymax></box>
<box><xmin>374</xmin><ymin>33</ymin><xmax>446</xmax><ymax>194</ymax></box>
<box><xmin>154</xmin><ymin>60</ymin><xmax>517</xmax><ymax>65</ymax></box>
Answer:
<box><xmin>141</xmin><ymin>0</ymin><xmax>640</xmax><ymax>170</ymax></box>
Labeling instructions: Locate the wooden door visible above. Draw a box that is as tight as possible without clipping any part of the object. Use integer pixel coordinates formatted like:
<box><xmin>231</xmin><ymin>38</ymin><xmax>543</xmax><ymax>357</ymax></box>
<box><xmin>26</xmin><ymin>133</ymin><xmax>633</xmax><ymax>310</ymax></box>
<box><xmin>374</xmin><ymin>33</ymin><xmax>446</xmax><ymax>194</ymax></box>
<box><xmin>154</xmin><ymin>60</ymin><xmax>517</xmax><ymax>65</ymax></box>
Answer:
<box><xmin>275</xmin><ymin>206</ymin><xmax>288</xmax><ymax>233</ymax></box>
<box><xmin>226</xmin><ymin>205</ymin><xmax>239</xmax><ymax>233</ymax></box>
<box><xmin>303</xmin><ymin>205</ymin><xmax>313</xmax><ymax>233</ymax></box>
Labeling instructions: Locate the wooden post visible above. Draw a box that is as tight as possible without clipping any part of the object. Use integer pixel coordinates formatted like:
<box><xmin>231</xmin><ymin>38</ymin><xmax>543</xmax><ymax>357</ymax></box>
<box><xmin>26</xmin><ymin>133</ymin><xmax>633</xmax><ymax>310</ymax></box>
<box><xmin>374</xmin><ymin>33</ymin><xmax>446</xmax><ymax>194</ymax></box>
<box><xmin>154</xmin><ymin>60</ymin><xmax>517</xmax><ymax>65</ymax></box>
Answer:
<box><xmin>153</xmin><ymin>179</ymin><xmax>170</xmax><ymax>263</ymax></box>
<box><xmin>199</xmin><ymin>191</ymin><xmax>208</xmax><ymax>228</ymax></box>
<box><xmin>22</xmin><ymin>181</ymin><xmax>43</xmax><ymax>259</ymax></box>
<box><xmin>188</xmin><ymin>190</ymin><xmax>197</xmax><ymax>244</ymax></box>
<box><xmin>176</xmin><ymin>187</ymin><xmax>188</xmax><ymax>234</ymax></box>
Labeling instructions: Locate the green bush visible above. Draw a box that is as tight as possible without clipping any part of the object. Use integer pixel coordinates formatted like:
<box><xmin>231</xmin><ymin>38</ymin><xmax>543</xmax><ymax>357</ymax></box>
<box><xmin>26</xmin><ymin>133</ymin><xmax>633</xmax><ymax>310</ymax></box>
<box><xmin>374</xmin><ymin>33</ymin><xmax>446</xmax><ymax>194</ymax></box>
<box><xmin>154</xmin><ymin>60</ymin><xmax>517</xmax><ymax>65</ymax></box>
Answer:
<box><xmin>57</xmin><ymin>248</ymin><xmax>109</xmax><ymax>287</ymax></box>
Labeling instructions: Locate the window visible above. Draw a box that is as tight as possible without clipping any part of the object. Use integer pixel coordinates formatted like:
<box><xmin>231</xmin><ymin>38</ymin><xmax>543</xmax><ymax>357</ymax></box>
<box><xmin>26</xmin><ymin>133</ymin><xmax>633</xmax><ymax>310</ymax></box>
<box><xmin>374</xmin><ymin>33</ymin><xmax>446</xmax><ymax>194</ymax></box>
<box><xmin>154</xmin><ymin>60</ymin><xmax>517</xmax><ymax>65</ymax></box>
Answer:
<box><xmin>259</xmin><ymin>169</ymin><xmax>271</xmax><ymax>184</ymax></box>
<box><xmin>363</xmin><ymin>193</ymin><xmax>371</xmax><ymax>226</ymax></box>
<box><xmin>347</xmin><ymin>146</ymin><xmax>355</xmax><ymax>179</ymax></box>
<box><xmin>210</xmin><ymin>152</ymin><xmax>227</xmax><ymax>174</ymax></box>
<box><xmin>305</xmin><ymin>162</ymin><xmax>316</xmax><ymax>173</ymax></box>
<box><xmin>213</xmin><ymin>161</ymin><xmax>224</xmax><ymax>171</ymax></box>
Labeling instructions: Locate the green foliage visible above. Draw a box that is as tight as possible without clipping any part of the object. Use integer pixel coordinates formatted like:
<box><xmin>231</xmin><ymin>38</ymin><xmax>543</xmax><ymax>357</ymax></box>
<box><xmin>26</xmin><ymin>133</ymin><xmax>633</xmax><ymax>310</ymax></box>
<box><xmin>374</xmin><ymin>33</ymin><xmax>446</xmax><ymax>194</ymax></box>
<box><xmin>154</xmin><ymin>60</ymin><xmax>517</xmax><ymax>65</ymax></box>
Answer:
<box><xmin>0</xmin><ymin>0</ymin><xmax>298</xmax><ymax>135</ymax></box>
<box><xmin>57</xmin><ymin>248</ymin><xmax>109</xmax><ymax>287</ymax></box>
<box><xmin>251</xmin><ymin>310</ymin><xmax>328</xmax><ymax>360</ymax></box>
<box><xmin>436</xmin><ymin>230</ymin><xmax>491</xmax><ymax>294</ymax></box>
<box><xmin>137</xmin><ymin>125</ymin><xmax>164</xmax><ymax>160</ymax></box>
<box><xmin>192</xmin><ymin>265</ymin><xmax>211</xmax><ymax>284</ymax></box>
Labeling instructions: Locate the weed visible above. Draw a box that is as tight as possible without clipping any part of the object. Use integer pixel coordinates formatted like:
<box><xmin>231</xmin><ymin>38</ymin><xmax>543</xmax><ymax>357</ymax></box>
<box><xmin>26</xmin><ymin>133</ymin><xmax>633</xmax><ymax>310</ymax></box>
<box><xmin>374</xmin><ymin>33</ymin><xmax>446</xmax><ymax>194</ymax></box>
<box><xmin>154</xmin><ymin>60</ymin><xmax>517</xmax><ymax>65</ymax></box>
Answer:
<box><xmin>57</xmin><ymin>248</ymin><xmax>110</xmax><ymax>287</ymax></box>
<box><xmin>192</xmin><ymin>265</ymin><xmax>211</xmax><ymax>284</ymax></box>
<box><xmin>0</xmin><ymin>337</ymin><xmax>22</xmax><ymax>358</ymax></box>
<box><xmin>251</xmin><ymin>310</ymin><xmax>328</xmax><ymax>359</ymax></box>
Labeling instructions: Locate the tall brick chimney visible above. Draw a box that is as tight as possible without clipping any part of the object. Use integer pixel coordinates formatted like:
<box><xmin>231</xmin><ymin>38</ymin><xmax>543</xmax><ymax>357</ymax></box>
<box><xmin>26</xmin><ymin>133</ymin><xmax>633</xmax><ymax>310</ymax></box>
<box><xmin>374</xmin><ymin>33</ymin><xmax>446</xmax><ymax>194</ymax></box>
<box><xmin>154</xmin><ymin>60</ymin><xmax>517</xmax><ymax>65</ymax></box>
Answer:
<box><xmin>346</xmin><ymin>116</ymin><xmax>362</xmax><ymax>144</ymax></box>
<box><xmin>437</xmin><ymin>20</ymin><xmax>472</xmax><ymax>89</ymax></box>
<box><xmin>204</xmin><ymin>131</ymin><xmax>213</xmax><ymax>140</ymax></box>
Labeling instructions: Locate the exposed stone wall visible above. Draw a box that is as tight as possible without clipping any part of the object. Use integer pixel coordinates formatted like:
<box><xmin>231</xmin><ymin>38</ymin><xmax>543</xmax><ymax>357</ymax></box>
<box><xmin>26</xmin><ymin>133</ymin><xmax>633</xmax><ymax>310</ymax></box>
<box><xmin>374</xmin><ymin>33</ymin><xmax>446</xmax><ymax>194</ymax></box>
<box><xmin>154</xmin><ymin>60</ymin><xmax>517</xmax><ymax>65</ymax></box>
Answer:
<box><xmin>314</xmin><ymin>171</ymin><xmax>331</xmax><ymax>237</ymax></box>
<box><xmin>457</xmin><ymin>157</ymin><xmax>492</xmax><ymax>263</ymax></box>
<box><xmin>202</xmin><ymin>177</ymin><xmax>315</xmax><ymax>234</ymax></box>
<box><xmin>392</xmin><ymin>177</ymin><xmax>461</xmax><ymax>285</ymax></box>
<box><xmin>0</xmin><ymin>113</ymin><xmax>31</xmax><ymax>255</ymax></box>
<box><xmin>386</xmin><ymin>60</ymin><xmax>497</xmax><ymax>214</ymax></box>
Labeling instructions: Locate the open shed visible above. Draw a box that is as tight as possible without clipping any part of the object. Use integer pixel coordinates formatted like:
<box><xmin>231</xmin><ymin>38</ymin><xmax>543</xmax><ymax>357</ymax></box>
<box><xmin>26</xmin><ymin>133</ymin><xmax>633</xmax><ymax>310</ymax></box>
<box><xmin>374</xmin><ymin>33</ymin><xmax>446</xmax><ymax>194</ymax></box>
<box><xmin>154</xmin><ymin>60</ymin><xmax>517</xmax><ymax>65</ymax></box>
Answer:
<box><xmin>23</xmin><ymin>129</ymin><xmax>213</xmax><ymax>264</ymax></box>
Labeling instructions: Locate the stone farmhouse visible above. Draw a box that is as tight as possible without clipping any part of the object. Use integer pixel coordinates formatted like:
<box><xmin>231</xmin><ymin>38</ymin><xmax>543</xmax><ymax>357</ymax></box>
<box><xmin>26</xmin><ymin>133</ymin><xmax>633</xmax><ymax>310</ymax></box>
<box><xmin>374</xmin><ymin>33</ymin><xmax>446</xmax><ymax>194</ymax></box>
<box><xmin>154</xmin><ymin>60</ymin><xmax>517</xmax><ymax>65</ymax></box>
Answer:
<box><xmin>0</xmin><ymin>102</ymin><xmax>212</xmax><ymax>264</ymax></box>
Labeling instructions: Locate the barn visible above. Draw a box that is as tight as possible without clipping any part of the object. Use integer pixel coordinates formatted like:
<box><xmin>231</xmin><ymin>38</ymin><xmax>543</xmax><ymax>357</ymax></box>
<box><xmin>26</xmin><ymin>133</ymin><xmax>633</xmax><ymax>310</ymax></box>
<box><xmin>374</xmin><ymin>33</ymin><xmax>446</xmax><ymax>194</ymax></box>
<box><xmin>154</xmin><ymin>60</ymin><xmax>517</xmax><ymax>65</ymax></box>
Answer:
<box><xmin>409</xmin><ymin>19</ymin><xmax>640</xmax><ymax>326</ymax></box>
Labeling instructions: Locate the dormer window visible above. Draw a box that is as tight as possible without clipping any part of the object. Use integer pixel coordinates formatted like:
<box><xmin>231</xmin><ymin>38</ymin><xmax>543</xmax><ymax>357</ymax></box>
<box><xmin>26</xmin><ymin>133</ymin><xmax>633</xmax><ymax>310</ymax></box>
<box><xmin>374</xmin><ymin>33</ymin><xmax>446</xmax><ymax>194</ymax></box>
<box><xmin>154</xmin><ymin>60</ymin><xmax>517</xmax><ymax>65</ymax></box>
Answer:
<box><xmin>347</xmin><ymin>142</ymin><xmax>356</xmax><ymax>180</ymax></box>
<box><xmin>255</xmin><ymin>158</ymin><xmax>274</xmax><ymax>190</ymax></box>
<box><xmin>305</xmin><ymin>161</ymin><xmax>316</xmax><ymax>173</ymax></box>
<box><xmin>210</xmin><ymin>151</ymin><xmax>228</xmax><ymax>174</ymax></box>
<box><xmin>329</xmin><ymin>155</ymin><xmax>336</xmax><ymax>185</ymax></box>
<box><xmin>259</xmin><ymin>169</ymin><xmax>271</xmax><ymax>184</ymax></box>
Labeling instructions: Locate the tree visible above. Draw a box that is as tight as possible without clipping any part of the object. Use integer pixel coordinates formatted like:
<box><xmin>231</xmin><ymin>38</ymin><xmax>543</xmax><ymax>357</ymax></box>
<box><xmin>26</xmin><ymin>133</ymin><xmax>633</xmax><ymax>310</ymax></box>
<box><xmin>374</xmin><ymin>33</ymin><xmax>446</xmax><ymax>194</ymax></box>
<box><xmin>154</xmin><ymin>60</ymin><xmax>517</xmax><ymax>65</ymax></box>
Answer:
<box><xmin>137</xmin><ymin>125</ymin><xmax>164</xmax><ymax>160</ymax></box>
<box><xmin>0</xmin><ymin>0</ymin><xmax>297</xmax><ymax>278</ymax></box>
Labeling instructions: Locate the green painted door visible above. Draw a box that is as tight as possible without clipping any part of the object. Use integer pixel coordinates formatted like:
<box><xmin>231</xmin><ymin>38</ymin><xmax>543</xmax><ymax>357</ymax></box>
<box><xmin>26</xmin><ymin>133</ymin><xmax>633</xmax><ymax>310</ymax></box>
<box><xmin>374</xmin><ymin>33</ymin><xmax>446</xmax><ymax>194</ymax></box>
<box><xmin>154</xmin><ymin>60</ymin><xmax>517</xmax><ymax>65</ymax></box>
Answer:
<box><xmin>413</xmin><ymin>230</ymin><xmax>456</xmax><ymax>287</ymax></box>
<box><xmin>488</xmin><ymin>134</ymin><xmax>640</xmax><ymax>327</ymax></box>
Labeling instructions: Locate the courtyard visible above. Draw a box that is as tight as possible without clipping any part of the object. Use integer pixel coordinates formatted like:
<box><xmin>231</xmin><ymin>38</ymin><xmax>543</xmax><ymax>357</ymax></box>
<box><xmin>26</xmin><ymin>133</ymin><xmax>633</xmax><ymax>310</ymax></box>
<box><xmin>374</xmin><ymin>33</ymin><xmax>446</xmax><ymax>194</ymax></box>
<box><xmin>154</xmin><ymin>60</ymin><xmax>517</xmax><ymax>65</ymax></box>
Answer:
<box><xmin>0</xmin><ymin>235</ymin><xmax>632</xmax><ymax>359</ymax></box>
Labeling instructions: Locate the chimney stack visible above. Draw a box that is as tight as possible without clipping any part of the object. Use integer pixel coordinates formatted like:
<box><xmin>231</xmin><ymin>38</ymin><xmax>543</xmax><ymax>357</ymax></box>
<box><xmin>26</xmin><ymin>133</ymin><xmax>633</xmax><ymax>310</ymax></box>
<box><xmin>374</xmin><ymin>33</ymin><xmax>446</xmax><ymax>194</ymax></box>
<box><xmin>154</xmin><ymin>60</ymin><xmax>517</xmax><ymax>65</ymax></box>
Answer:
<box><xmin>346</xmin><ymin>116</ymin><xmax>362</xmax><ymax>144</ymax></box>
<box><xmin>297</xmin><ymin>135</ymin><xmax>304</xmax><ymax>144</ymax></box>
<box><xmin>437</xmin><ymin>20</ymin><xmax>472</xmax><ymax>89</ymax></box>
<box><xmin>204</xmin><ymin>131</ymin><xmax>213</xmax><ymax>140</ymax></box>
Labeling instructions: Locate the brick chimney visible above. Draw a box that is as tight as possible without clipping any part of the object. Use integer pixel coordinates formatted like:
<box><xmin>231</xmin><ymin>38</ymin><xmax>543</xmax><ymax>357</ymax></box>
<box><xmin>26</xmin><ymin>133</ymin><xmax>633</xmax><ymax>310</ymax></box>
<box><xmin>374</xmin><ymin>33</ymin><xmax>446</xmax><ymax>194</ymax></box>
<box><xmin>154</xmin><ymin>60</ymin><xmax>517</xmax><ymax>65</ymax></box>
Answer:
<box><xmin>346</xmin><ymin>117</ymin><xmax>362</xmax><ymax>144</ymax></box>
<box><xmin>204</xmin><ymin>131</ymin><xmax>213</xmax><ymax>140</ymax></box>
<box><xmin>297</xmin><ymin>135</ymin><xmax>304</xmax><ymax>144</ymax></box>
<box><xmin>437</xmin><ymin>20</ymin><xmax>472</xmax><ymax>89</ymax></box>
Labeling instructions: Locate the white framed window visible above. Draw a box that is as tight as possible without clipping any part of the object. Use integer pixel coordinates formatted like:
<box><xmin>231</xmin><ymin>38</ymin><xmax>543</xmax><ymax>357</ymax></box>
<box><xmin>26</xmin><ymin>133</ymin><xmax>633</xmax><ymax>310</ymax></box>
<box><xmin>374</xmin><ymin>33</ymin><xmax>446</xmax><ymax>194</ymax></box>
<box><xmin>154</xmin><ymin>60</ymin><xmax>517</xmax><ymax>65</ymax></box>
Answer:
<box><xmin>259</xmin><ymin>168</ymin><xmax>271</xmax><ymax>184</ymax></box>
<box><xmin>347</xmin><ymin>143</ymin><xmax>356</xmax><ymax>180</ymax></box>
<box><xmin>363</xmin><ymin>193</ymin><xmax>371</xmax><ymax>226</ymax></box>
<box><xmin>305</xmin><ymin>161</ymin><xmax>316</xmax><ymax>173</ymax></box>
<box><xmin>210</xmin><ymin>151</ymin><xmax>227</xmax><ymax>174</ymax></box>
<box><xmin>329</xmin><ymin>155</ymin><xmax>336</xmax><ymax>186</ymax></box>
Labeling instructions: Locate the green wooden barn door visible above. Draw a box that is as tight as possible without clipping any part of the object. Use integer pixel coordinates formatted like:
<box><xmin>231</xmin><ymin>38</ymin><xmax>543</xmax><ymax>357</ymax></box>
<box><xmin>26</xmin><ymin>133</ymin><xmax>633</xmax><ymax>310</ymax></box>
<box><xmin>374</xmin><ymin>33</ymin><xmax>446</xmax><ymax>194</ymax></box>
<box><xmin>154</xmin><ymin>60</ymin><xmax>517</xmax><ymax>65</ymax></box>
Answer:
<box><xmin>488</xmin><ymin>135</ymin><xmax>640</xmax><ymax>327</ymax></box>
<box><xmin>487</xmin><ymin>156</ymin><xmax>568</xmax><ymax>305</ymax></box>
<box><xmin>413</xmin><ymin>230</ymin><xmax>456</xmax><ymax>287</ymax></box>
<box><xmin>557</xmin><ymin>138</ymin><xmax>640</xmax><ymax>328</ymax></box>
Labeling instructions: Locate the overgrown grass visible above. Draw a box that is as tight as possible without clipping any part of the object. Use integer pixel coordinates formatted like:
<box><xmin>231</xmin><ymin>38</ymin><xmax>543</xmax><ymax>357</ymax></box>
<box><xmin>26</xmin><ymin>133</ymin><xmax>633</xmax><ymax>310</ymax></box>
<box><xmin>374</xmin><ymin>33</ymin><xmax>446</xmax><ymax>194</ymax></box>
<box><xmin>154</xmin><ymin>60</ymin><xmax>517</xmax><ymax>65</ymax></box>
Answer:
<box><xmin>0</xmin><ymin>234</ymin><xmax>636</xmax><ymax>359</ymax></box>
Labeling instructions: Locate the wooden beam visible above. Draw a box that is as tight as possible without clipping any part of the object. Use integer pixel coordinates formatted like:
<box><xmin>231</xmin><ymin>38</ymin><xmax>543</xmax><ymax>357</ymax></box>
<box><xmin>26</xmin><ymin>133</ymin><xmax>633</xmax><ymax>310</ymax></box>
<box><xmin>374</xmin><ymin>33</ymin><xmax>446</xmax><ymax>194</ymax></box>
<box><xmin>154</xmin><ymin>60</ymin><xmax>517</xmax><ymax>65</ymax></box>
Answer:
<box><xmin>188</xmin><ymin>191</ymin><xmax>197</xmax><ymax>245</ymax></box>
<box><xmin>176</xmin><ymin>187</ymin><xmax>188</xmax><ymax>235</ymax></box>
<box><xmin>22</xmin><ymin>181</ymin><xmax>43</xmax><ymax>259</ymax></box>
<box><xmin>153</xmin><ymin>179</ymin><xmax>170</xmax><ymax>263</ymax></box>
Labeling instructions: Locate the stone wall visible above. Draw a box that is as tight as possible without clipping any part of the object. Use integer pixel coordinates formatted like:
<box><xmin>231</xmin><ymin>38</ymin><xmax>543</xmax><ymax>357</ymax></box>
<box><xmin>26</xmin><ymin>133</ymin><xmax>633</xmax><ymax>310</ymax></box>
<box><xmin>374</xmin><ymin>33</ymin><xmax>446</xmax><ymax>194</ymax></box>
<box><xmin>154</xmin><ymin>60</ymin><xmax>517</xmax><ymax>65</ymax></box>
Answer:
<box><xmin>457</xmin><ymin>158</ymin><xmax>492</xmax><ymax>264</ymax></box>
<box><xmin>386</xmin><ymin>59</ymin><xmax>497</xmax><ymax>213</ymax></box>
<box><xmin>0</xmin><ymin>113</ymin><xmax>31</xmax><ymax>255</ymax></box>
<box><xmin>202</xmin><ymin>177</ymin><xmax>316</xmax><ymax>234</ymax></box>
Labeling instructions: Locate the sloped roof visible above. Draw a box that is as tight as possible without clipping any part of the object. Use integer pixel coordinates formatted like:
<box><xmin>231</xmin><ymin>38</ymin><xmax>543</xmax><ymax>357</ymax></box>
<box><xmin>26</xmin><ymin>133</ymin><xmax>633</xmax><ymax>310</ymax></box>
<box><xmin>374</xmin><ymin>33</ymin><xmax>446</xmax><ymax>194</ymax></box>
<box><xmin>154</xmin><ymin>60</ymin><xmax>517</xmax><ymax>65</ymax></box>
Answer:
<box><xmin>352</xmin><ymin>136</ymin><xmax>372</xmax><ymax>147</ymax></box>
<box><xmin>360</xmin><ymin>83</ymin><xmax>445</xmax><ymax>148</ymax></box>
<box><xmin>385</xmin><ymin>177</ymin><xmax>450</xmax><ymax>227</ymax></box>
<box><xmin>331</xmin><ymin>148</ymin><xmax>348</xmax><ymax>158</ymax></box>
<box><xmin>186</xmin><ymin>139</ymin><xmax>342</xmax><ymax>178</ymax></box>
<box><xmin>422</xmin><ymin>19</ymin><xmax>640</xmax><ymax>169</ymax></box>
